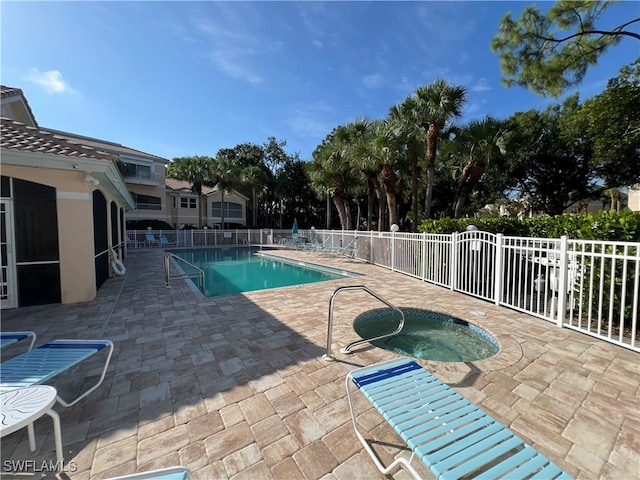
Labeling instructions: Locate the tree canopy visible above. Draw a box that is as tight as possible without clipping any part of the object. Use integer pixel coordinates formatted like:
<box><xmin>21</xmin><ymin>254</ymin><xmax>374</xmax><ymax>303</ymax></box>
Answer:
<box><xmin>577</xmin><ymin>58</ymin><xmax>640</xmax><ymax>187</ymax></box>
<box><xmin>164</xmin><ymin>57</ymin><xmax>639</xmax><ymax>232</ymax></box>
<box><xmin>491</xmin><ymin>0</ymin><xmax>640</xmax><ymax>96</ymax></box>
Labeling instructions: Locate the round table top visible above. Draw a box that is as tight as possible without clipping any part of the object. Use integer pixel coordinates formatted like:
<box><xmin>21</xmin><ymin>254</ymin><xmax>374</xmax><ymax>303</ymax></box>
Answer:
<box><xmin>0</xmin><ymin>385</ymin><xmax>58</xmax><ymax>436</ymax></box>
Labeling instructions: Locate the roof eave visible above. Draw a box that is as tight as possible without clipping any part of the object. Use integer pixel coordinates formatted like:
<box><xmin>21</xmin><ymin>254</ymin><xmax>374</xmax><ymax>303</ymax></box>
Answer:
<box><xmin>1</xmin><ymin>149</ymin><xmax>136</xmax><ymax>209</ymax></box>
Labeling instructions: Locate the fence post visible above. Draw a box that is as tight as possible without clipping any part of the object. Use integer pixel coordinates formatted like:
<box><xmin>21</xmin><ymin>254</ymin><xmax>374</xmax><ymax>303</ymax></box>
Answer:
<box><xmin>494</xmin><ymin>234</ymin><xmax>503</xmax><ymax>306</ymax></box>
<box><xmin>421</xmin><ymin>232</ymin><xmax>427</xmax><ymax>281</ymax></box>
<box><xmin>556</xmin><ymin>235</ymin><xmax>568</xmax><ymax>327</ymax></box>
<box><xmin>391</xmin><ymin>231</ymin><xmax>396</xmax><ymax>272</ymax></box>
<box><xmin>450</xmin><ymin>232</ymin><xmax>457</xmax><ymax>291</ymax></box>
<box><xmin>370</xmin><ymin>231</ymin><xmax>373</xmax><ymax>264</ymax></box>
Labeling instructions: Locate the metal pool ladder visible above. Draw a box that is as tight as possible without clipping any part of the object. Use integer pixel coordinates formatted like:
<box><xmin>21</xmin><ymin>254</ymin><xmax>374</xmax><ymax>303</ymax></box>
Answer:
<box><xmin>164</xmin><ymin>253</ymin><xmax>205</xmax><ymax>293</ymax></box>
<box><xmin>322</xmin><ymin>285</ymin><xmax>405</xmax><ymax>362</ymax></box>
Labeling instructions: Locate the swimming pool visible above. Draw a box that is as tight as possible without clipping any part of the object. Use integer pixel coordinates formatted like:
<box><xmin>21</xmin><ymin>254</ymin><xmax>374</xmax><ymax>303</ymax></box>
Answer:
<box><xmin>354</xmin><ymin>308</ymin><xmax>499</xmax><ymax>362</ymax></box>
<box><xmin>169</xmin><ymin>247</ymin><xmax>360</xmax><ymax>297</ymax></box>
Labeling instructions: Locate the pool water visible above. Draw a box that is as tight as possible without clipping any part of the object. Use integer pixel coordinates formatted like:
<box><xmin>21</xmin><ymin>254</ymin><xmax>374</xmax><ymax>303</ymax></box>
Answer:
<box><xmin>170</xmin><ymin>248</ymin><xmax>351</xmax><ymax>297</ymax></box>
<box><xmin>354</xmin><ymin>308</ymin><xmax>499</xmax><ymax>362</ymax></box>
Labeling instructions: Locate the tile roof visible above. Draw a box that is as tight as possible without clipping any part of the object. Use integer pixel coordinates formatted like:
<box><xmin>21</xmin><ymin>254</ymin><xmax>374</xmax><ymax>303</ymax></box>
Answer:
<box><xmin>46</xmin><ymin>128</ymin><xmax>168</xmax><ymax>162</ymax></box>
<box><xmin>1</xmin><ymin>117</ymin><xmax>116</xmax><ymax>161</ymax></box>
<box><xmin>1</xmin><ymin>85</ymin><xmax>39</xmax><ymax>128</ymax></box>
<box><xmin>0</xmin><ymin>86</ymin><xmax>25</xmax><ymax>100</ymax></box>
<box><xmin>165</xmin><ymin>177</ymin><xmax>217</xmax><ymax>195</ymax></box>
<box><xmin>1</xmin><ymin>85</ymin><xmax>166</xmax><ymax>163</ymax></box>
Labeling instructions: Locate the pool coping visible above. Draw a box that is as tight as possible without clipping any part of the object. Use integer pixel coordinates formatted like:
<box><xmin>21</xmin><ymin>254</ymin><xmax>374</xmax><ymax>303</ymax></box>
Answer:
<box><xmin>352</xmin><ymin>307</ymin><xmax>500</xmax><ymax>362</ymax></box>
<box><xmin>168</xmin><ymin>247</ymin><xmax>363</xmax><ymax>299</ymax></box>
<box><xmin>256</xmin><ymin>251</ymin><xmax>363</xmax><ymax>278</ymax></box>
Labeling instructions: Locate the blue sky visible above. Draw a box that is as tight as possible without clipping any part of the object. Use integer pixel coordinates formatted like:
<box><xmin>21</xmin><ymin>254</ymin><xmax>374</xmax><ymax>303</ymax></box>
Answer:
<box><xmin>2</xmin><ymin>1</ymin><xmax>638</xmax><ymax>162</ymax></box>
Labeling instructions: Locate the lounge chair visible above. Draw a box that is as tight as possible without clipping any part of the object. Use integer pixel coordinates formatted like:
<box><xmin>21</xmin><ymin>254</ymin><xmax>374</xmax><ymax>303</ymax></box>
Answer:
<box><xmin>0</xmin><ymin>339</ymin><xmax>114</xmax><ymax>407</ymax></box>
<box><xmin>291</xmin><ymin>236</ymin><xmax>307</xmax><ymax>248</ymax></box>
<box><xmin>322</xmin><ymin>237</ymin><xmax>358</xmax><ymax>257</ymax></box>
<box><xmin>0</xmin><ymin>331</ymin><xmax>36</xmax><ymax>351</ymax></box>
<box><xmin>301</xmin><ymin>236</ymin><xmax>331</xmax><ymax>251</ymax></box>
<box><xmin>159</xmin><ymin>235</ymin><xmax>177</xmax><ymax>247</ymax></box>
<box><xmin>105</xmin><ymin>466</ymin><xmax>194</xmax><ymax>480</ymax></box>
<box><xmin>126</xmin><ymin>235</ymin><xmax>141</xmax><ymax>248</ymax></box>
<box><xmin>346</xmin><ymin>359</ymin><xmax>573</xmax><ymax>480</ymax></box>
<box><xmin>145</xmin><ymin>233</ymin><xmax>160</xmax><ymax>247</ymax></box>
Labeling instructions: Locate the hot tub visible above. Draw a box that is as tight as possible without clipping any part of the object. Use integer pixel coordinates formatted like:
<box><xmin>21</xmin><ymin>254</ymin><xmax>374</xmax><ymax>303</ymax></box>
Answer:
<box><xmin>354</xmin><ymin>308</ymin><xmax>499</xmax><ymax>362</ymax></box>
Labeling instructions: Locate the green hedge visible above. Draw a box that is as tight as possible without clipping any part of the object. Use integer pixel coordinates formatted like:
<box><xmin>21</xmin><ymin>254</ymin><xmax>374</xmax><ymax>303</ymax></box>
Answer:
<box><xmin>418</xmin><ymin>210</ymin><xmax>640</xmax><ymax>242</ymax></box>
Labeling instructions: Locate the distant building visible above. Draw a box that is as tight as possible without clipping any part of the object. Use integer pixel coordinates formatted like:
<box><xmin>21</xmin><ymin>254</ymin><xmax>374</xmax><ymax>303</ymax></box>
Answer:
<box><xmin>165</xmin><ymin>179</ymin><xmax>247</xmax><ymax>229</ymax></box>
<box><xmin>628</xmin><ymin>185</ymin><xmax>640</xmax><ymax>211</ymax></box>
<box><xmin>45</xmin><ymin>129</ymin><xmax>170</xmax><ymax>227</ymax></box>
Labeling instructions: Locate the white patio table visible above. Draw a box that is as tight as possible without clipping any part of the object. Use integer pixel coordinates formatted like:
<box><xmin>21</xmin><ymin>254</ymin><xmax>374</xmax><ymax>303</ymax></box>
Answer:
<box><xmin>0</xmin><ymin>385</ymin><xmax>63</xmax><ymax>468</ymax></box>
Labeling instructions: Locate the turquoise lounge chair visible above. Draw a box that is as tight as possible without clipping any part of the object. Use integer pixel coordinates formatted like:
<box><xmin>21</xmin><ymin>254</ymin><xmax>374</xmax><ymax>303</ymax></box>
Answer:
<box><xmin>126</xmin><ymin>235</ymin><xmax>141</xmax><ymax>248</ymax></box>
<box><xmin>346</xmin><ymin>359</ymin><xmax>573</xmax><ymax>480</ymax></box>
<box><xmin>105</xmin><ymin>466</ymin><xmax>194</xmax><ymax>480</ymax></box>
<box><xmin>145</xmin><ymin>233</ymin><xmax>160</xmax><ymax>247</ymax></box>
<box><xmin>159</xmin><ymin>235</ymin><xmax>177</xmax><ymax>247</ymax></box>
<box><xmin>0</xmin><ymin>331</ymin><xmax>36</xmax><ymax>351</ymax></box>
<box><xmin>0</xmin><ymin>339</ymin><xmax>114</xmax><ymax>407</ymax></box>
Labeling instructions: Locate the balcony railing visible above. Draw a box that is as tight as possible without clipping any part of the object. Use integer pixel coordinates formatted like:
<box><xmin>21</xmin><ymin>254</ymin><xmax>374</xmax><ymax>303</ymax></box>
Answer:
<box><xmin>123</xmin><ymin>169</ymin><xmax>156</xmax><ymax>181</ymax></box>
<box><xmin>134</xmin><ymin>203</ymin><xmax>162</xmax><ymax>211</ymax></box>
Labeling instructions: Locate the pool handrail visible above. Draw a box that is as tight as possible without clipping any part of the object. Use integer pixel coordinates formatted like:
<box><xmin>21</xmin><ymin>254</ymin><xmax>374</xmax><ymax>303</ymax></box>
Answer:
<box><xmin>322</xmin><ymin>285</ymin><xmax>405</xmax><ymax>361</ymax></box>
<box><xmin>164</xmin><ymin>253</ymin><xmax>205</xmax><ymax>293</ymax></box>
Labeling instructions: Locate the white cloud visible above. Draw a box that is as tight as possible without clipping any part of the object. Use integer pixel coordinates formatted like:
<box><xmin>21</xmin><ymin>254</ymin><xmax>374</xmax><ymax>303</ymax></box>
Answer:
<box><xmin>465</xmin><ymin>102</ymin><xmax>481</xmax><ymax>116</ymax></box>
<box><xmin>312</xmin><ymin>38</ymin><xmax>323</xmax><ymax>48</ymax></box>
<box><xmin>209</xmin><ymin>49</ymin><xmax>262</xmax><ymax>85</ymax></box>
<box><xmin>471</xmin><ymin>78</ymin><xmax>491</xmax><ymax>92</ymax></box>
<box><xmin>288</xmin><ymin>115</ymin><xmax>332</xmax><ymax>139</ymax></box>
<box><xmin>286</xmin><ymin>101</ymin><xmax>334</xmax><ymax>138</ymax></box>
<box><xmin>26</xmin><ymin>69</ymin><xmax>74</xmax><ymax>94</ymax></box>
<box><xmin>190</xmin><ymin>4</ymin><xmax>285</xmax><ymax>85</ymax></box>
<box><xmin>363</xmin><ymin>73</ymin><xmax>383</xmax><ymax>89</ymax></box>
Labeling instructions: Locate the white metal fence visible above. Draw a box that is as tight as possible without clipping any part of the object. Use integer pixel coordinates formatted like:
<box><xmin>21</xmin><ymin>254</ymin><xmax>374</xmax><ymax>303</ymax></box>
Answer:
<box><xmin>127</xmin><ymin>228</ymin><xmax>639</xmax><ymax>352</ymax></box>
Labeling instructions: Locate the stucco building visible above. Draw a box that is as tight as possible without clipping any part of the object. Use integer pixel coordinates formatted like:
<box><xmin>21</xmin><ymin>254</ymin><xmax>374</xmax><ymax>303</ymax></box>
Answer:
<box><xmin>166</xmin><ymin>178</ymin><xmax>247</xmax><ymax>229</ymax></box>
<box><xmin>1</xmin><ymin>86</ymin><xmax>134</xmax><ymax>308</ymax></box>
<box><xmin>1</xmin><ymin>86</ymin><xmax>246</xmax><ymax>309</ymax></box>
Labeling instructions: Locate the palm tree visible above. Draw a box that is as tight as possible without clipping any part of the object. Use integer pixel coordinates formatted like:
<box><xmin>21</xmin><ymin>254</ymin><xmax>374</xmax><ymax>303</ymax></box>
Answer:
<box><xmin>389</xmin><ymin>96</ymin><xmax>426</xmax><ymax>231</ymax></box>
<box><xmin>209</xmin><ymin>155</ymin><xmax>241</xmax><ymax>229</ymax></box>
<box><xmin>336</xmin><ymin>119</ymin><xmax>385</xmax><ymax>231</ymax></box>
<box><xmin>414</xmin><ymin>80</ymin><xmax>468</xmax><ymax>219</ymax></box>
<box><xmin>166</xmin><ymin>155</ymin><xmax>213</xmax><ymax>227</ymax></box>
<box><xmin>241</xmin><ymin>165</ymin><xmax>267</xmax><ymax>226</ymax></box>
<box><xmin>307</xmin><ymin>161</ymin><xmax>334</xmax><ymax>229</ymax></box>
<box><xmin>372</xmin><ymin>120</ymin><xmax>404</xmax><ymax>228</ymax></box>
<box><xmin>451</xmin><ymin>117</ymin><xmax>511</xmax><ymax>218</ymax></box>
<box><xmin>311</xmin><ymin>128</ymin><xmax>361</xmax><ymax>230</ymax></box>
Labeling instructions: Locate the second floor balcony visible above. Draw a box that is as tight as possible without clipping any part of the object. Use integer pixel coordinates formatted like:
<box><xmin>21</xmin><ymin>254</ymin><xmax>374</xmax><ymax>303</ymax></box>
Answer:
<box><xmin>120</xmin><ymin>164</ymin><xmax>159</xmax><ymax>184</ymax></box>
<box><xmin>135</xmin><ymin>202</ymin><xmax>163</xmax><ymax>211</ymax></box>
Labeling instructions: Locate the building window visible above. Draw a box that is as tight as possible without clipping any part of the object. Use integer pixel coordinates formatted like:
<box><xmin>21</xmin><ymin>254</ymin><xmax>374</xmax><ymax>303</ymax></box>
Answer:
<box><xmin>227</xmin><ymin>202</ymin><xmax>242</xmax><ymax>219</ymax></box>
<box><xmin>120</xmin><ymin>163</ymin><xmax>153</xmax><ymax>180</ymax></box>
<box><xmin>181</xmin><ymin>197</ymin><xmax>197</xmax><ymax>209</ymax></box>
<box><xmin>211</xmin><ymin>201</ymin><xmax>243</xmax><ymax>219</ymax></box>
<box><xmin>135</xmin><ymin>194</ymin><xmax>161</xmax><ymax>210</ymax></box>
<box><xmin>172</xmin><ymin>197</ymin><xmax>177</xmax><ymax>209</ymax></box>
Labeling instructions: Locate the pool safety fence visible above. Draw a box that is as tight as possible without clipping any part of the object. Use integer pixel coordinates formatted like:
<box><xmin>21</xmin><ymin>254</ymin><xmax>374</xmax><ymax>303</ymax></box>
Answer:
<box><xmin>126</xmin><ymin>228</ymin><xmax>638</xmax><ymax>352</ymax></box>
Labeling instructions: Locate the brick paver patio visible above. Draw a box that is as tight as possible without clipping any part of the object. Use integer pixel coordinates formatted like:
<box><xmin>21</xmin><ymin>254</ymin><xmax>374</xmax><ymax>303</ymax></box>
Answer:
<box><xmin>1</xmin><ymin>247</ymin><xmax>638</xmax><ymax>480</ymax></box>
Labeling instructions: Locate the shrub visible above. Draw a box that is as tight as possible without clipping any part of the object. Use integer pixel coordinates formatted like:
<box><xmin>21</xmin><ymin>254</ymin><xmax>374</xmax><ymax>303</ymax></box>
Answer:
<box><xmin>418</xmin><ymin>210</ymin><xmax>640</xmax><ymax>242</ymax></box>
